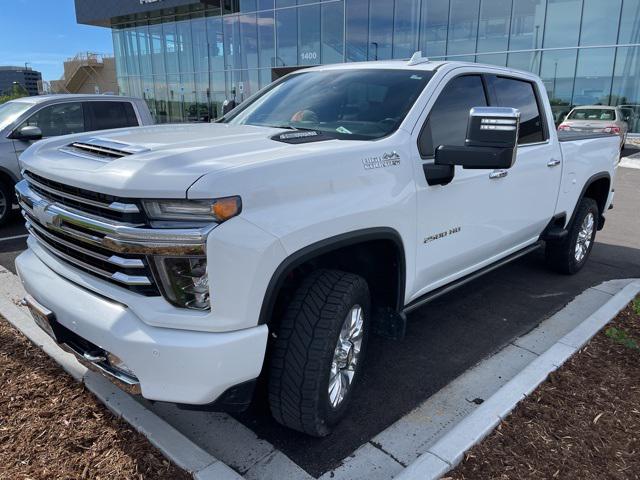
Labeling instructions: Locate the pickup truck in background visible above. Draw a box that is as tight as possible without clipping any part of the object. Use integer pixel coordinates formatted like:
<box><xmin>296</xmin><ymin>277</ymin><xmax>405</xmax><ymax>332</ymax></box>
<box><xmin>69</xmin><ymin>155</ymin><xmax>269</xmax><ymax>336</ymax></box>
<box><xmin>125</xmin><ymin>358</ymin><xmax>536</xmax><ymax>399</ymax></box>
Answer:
<box><xmin>0</xmin><ymin>95</ymin><xmax>154</xmax><ymax>225</ymax></box>
<box><xmin>15</xmin><ymin>57</ymin><xmax>619</xmax><ymax>437</ymax></box>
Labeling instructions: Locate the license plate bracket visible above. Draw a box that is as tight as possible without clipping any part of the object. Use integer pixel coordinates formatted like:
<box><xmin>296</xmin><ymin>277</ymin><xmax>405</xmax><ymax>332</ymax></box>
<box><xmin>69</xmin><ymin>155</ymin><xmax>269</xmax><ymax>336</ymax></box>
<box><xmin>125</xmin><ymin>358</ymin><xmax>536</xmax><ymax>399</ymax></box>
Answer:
<box><xmin>24</xmin><ymin>295</ymin><xmax>57</xmax><ymax>341</ymax></box>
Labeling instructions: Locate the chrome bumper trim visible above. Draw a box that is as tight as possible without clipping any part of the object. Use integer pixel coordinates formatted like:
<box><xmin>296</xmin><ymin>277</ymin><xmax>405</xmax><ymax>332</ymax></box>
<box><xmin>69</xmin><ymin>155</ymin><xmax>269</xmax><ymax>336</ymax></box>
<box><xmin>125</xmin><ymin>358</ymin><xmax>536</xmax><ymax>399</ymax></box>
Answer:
<box><xmin>16</xmin><ymin>179</ymin><xmax>211</xmax><ymax>256</ymax></box>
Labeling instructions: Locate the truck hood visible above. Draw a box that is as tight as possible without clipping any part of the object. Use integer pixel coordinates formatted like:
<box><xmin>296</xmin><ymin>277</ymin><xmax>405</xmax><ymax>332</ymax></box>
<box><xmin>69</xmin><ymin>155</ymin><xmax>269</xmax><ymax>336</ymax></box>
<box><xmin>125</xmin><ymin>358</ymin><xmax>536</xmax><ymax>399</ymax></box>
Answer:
<box><xmin>19</xmin><ymin>123</ymin><xmax>316</xmax><ymax>198</ymax></box>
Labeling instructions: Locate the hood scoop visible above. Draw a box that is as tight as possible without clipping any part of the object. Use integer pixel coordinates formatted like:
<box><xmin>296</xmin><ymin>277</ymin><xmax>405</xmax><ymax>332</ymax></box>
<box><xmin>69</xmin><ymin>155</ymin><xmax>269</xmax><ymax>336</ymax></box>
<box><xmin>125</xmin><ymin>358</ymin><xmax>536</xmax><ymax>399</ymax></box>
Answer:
<box><xmin>59</xmin><ymin>137</ymin><xmax>150</xmax><ymax>161</ymax></box>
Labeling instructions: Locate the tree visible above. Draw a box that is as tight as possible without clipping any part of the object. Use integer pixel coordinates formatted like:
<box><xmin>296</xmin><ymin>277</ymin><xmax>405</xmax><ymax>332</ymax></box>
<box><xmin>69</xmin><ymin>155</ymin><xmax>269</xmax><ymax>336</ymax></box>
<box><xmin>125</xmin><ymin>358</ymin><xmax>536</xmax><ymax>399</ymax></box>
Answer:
<box><xmin>0</xmin><ymin>82</ymin><xmax>29</xmax><ymax>105</ymax></box>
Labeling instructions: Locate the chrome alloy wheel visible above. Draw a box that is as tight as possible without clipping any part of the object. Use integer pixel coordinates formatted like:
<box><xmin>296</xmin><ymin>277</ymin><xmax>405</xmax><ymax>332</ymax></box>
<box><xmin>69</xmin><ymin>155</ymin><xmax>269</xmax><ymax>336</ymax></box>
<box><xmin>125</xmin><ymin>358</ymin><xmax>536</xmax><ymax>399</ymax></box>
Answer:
<box><xmin>575</xmin><ymin>212</ymin><xmax>595</xmax><ymax>263</ymax></box>
<box><xmin>328</xmin><ymin>305</ymin><xmax>364</xmax><ymax>409</ymax></box>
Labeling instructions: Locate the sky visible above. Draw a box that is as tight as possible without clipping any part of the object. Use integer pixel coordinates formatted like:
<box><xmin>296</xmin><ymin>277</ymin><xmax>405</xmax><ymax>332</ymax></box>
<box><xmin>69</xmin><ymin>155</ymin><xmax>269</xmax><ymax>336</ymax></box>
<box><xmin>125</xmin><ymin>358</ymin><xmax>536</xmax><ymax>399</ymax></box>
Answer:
<box><xmin>0</xmin><ymin>0</ymin><xmax>113</xmax><ymax>82</ymax></box>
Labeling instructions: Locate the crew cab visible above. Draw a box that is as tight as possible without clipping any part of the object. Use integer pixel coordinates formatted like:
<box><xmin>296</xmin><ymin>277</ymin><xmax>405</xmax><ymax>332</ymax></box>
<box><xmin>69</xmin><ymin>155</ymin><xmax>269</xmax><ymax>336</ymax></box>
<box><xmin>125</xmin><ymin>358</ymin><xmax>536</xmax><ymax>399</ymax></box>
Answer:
<box><xmin>15</xmin><ymin>56</ymin><xmax>619</xmax><ymax>437</ymax></box>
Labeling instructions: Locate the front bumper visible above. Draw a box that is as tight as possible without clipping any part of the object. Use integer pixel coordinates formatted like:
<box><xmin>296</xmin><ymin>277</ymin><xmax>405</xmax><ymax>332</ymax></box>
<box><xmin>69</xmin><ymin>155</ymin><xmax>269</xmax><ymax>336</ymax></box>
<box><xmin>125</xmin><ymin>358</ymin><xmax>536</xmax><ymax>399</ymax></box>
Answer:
<box><xmin>16</xmin><ymin>248</ymin><xmax>269</xmax><ymax>405</ymax></box>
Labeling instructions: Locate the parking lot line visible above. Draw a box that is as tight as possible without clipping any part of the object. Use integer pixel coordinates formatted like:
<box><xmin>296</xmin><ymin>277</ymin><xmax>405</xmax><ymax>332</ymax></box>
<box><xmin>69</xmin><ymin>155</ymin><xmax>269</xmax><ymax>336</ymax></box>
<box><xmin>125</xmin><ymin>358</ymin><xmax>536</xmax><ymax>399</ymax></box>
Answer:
<box><xmin>0</xmin><ymin>233</ymin><xmax>28</xmax><ymax>242</ymax></box>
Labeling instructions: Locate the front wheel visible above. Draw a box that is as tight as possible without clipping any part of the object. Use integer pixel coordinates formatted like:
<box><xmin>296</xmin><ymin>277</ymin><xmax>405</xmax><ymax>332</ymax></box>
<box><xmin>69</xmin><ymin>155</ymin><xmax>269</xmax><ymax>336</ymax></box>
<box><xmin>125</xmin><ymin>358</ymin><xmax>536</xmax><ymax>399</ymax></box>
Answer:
<box><xmin>268</xmin><ymin>269</ymin><xmax>370</xmax><ymax>437</ymax></box>
<box><xmin>0</xmin><ymin>180</ymin><xmax>14</xmax><ymax>227</ymax></box>
<box><xmin>545</xmin><ymin>197</ymin><xmax>598</xmax><ymax>274</ymax></box>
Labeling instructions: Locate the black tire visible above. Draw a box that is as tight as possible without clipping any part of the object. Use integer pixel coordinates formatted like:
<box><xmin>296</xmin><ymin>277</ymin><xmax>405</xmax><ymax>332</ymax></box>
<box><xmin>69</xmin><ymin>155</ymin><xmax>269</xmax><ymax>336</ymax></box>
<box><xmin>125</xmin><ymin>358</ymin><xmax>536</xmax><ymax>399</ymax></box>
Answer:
<box><xmin>0</xmin><ymin>179</ymin><xmax>13</xmax><ymax>227</ymax></box>
<box><xmin>545</xmin><ymin>197</ymin><xmax>599</xmax><ymax>275</ymax></box>
<box><xmin>268</xmin><ymin>269</ymin><xmax>370</xmax><ymax>437</ymax></box>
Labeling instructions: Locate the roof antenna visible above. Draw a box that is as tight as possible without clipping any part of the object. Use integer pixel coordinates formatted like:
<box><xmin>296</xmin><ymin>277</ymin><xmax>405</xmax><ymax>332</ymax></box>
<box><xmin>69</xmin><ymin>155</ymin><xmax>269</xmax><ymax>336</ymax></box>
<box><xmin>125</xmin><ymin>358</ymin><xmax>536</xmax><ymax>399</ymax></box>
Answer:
<box><xmin>407</xmin><ymin>51</ymin><xmax>430</xmax><ymax>66</ymax></box>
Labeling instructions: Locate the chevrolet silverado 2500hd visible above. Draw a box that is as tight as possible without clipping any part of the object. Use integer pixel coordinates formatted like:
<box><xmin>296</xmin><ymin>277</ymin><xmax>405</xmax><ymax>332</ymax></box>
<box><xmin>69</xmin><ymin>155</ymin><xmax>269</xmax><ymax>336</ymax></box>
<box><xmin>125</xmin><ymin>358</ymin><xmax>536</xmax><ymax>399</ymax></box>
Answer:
<box><xmin>15</xmin><ymin>57</ymin><xmax>619</xmax><ymax>437</ymax></box>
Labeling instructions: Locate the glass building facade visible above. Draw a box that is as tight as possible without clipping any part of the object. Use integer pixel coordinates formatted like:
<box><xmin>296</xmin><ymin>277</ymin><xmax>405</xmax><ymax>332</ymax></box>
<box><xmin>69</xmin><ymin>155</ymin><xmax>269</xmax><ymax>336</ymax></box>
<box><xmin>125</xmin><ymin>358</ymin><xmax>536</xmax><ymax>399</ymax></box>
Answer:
<box><xmin>107</xmin><ymin>0</ymin><xmax>640</xmax><ymax>132</ymax></box>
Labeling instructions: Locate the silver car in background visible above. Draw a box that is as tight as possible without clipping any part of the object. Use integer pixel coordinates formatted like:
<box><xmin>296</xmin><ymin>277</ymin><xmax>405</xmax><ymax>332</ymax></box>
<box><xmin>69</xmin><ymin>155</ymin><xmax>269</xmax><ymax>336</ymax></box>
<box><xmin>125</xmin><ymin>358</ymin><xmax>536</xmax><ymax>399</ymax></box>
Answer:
<box><xmin>558</xmin><ymin>105</ymin><xmax>628</xmax><ymax>149</ymax></box>
<box><xmin>0</xmin><ymin>94</ymin><xmax>154</xmax><ymax>225</ymax></box>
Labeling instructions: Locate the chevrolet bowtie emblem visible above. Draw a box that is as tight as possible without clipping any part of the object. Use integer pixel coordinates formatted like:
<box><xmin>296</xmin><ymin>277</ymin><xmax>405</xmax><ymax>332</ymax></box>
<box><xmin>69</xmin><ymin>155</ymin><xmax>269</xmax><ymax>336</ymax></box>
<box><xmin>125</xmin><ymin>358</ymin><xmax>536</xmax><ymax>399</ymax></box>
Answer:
<box><xmin>33</xmin><ymin>201</ymin><xmax>61</xmax><ymax>228</ymax></box>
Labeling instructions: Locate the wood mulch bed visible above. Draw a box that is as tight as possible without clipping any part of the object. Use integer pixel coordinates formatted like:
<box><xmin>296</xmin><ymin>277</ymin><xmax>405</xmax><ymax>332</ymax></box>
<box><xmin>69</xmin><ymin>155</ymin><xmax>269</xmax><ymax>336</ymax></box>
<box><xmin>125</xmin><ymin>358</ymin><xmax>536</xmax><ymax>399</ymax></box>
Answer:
<box><xmin>447</xmin><ymin>296</ymin><xmax>640</xmax><ymax>480</ymax></box>
<box><xmin>0</xmin><ymin>315</ymin><xmax>191</xmax><ymax>479</ymax></box>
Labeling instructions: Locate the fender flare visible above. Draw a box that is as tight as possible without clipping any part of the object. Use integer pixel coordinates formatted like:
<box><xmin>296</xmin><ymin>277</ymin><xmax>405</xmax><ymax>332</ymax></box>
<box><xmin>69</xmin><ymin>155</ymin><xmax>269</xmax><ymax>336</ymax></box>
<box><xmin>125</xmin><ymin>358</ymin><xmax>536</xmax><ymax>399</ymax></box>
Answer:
<box><xmin>568</xmin><ymin>171</ymin><xmax>611</xmax><ymax>228</ymax></box>
<box><xmin>258</xmin><ymin>227</ymin><xmax>407</xmax><ymax>326</ymax></box>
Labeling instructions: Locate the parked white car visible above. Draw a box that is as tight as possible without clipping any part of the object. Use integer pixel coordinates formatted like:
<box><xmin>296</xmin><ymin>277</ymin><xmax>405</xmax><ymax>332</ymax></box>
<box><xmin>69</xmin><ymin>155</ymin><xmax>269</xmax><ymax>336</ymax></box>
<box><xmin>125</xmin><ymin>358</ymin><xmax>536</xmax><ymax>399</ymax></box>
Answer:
<box><xmin>558</xmin><ymin>105</ymin><xmax>628</xmax><ymax>149</ymax></box>
<box><xmin>0</xmin><ymin>94</ymin><xmax>153</xmax><ymax>224</ymax></box>
<box><xmin>15</xmin><ymin>58</ymin><xmax>619</xmax><ymax>437</ymax></box>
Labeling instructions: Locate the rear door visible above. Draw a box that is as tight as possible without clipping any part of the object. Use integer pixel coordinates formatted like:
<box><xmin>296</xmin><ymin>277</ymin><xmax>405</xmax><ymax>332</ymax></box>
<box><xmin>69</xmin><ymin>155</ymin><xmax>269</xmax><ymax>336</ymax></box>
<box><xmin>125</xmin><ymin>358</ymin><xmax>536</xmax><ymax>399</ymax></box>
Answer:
<box><xmin>85</xmin><ymin>101</ymin><xmax>140</xmax><ymax>131</ymax></box>
<box><xmin>485</xmin><ymin>75</ymin><xmax>563</xmax><ymax>241</ymax></box>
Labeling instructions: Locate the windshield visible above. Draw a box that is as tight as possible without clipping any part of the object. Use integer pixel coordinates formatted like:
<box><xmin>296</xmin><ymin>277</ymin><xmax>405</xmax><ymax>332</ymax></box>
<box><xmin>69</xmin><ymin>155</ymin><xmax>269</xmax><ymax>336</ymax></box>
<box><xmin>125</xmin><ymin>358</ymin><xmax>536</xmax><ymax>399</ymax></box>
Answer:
<box><xmin>0</xmin><ymin>101</ymin><xmax>31</xmax><ymax>131</ymax></box>
<box><xmin>568</xmin><ymin>108</ymin><xmax>616</xmax><ymax>121</ymax></box>
<box><xmin>224</xmin><ymin>69</ymin><xmax>433</xmax><ymax>140</ymax></box>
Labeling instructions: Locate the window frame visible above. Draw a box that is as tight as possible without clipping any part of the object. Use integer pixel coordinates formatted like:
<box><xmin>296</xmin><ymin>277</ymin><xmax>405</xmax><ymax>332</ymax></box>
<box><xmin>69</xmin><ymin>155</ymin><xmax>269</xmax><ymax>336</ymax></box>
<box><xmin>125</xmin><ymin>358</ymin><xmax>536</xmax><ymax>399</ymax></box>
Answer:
<box><xmin>417</xmin><ymin>71</ymin><xmax>550</xmax><ymax>158</ymax></box>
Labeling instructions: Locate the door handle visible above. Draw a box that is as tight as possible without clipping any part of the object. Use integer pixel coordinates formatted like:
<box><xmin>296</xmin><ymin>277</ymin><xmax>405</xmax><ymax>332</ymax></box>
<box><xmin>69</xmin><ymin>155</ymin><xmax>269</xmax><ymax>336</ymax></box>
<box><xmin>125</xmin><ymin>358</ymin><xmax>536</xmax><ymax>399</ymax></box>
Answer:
<box><xmin>489</xmin><ymin>169</ymin><xmax>508</xmax><ymax>179</ymax></box>
<box><xmin>547</xmin><ymin>159</ymin><xmax>561</xmax><ymax>167</ymax></box>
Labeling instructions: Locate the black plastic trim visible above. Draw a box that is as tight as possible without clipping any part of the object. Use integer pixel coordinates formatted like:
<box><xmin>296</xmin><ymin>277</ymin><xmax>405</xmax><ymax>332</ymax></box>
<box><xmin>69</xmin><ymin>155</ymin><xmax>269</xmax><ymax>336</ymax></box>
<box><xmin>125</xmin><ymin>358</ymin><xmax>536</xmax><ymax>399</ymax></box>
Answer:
<box><xmin>568</xmin><ymin>171</ymin><xmax>611</xmax><ymax>229</ymax></box>
<box><xmin>175</xmin><ymin>379</ymin><xmax>257</xmax><ymax>413</ymax></box>
<box><xmin>258</xmin><ymin>228</ymin><xmax>407</xmax><ymax>325</ymax></box>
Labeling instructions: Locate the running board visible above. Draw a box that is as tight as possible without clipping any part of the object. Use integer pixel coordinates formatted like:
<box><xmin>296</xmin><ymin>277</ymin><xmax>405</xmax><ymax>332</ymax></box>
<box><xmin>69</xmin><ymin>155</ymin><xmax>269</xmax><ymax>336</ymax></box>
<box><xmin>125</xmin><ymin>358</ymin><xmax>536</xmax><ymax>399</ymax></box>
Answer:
<box><xmin>403</xmin><ymin>242</ymin><xmax>543</xmax><ymax>314</ymax></box>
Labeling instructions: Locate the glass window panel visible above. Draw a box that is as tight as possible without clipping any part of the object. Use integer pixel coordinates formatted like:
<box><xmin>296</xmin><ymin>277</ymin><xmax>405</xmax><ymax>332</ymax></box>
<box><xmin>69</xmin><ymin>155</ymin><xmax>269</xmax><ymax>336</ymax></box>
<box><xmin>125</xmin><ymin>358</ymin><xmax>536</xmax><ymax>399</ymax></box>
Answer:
<box><xmin>181</xmin><ymin>74</ymin><xmax>198</xmax><ymax>122</ymax></box>
<box><xmin>447</xmin><ymin>0</ymin><xmax>480</xmax><ymax>56</ymax></box>
<box><xmin>346</xmin><ymin>0</ymin><xmax>369</xmax><ymax>62</ymax></box>
<box><xmin>580</xmin><ymin>0</ymin><xmax>621</xmax><ymax>46</ymax></box>
<box><xmin>419</xmin><ymin>0</ymin><xmax>449</xmax><ymax>58</ymax></box>
<box><xmin>167</xmin><ymin>74</ymin><xmax>183</xmax><ymax>122</ymax></box>
<box><xmin>149</xmin><ymin>22</ymin><xmax>166</xmax><ymax>77</ymax></box>
<box><xmin>611</xmin><ymin>47</ymin><xmax>640</xmax><ymax>132</ymax></box>
<box><xmin>210</xmin><ymin>70</ymin><xmax>227</xmax><ymax>119</ymax></box>
<box><xmin>258</xmin><ymin>0</ymin><xmax>274</xmax><ymax>10</ymax></box>
<box><xmin>258</xmin><ymin>10</ymin><xmax>275</xmax><ymax>68</ymax></box>
<box><xmin>117</xmin><ymin>76</ymin><xmax>129</xmax><ymax>96</ymax></box>
<box><xmin>476</xmin><ymin>52</ymin><xmax>507</xmax><ymax>66</ymax></box>
<box><xmin>322</xmin><ymin>1</ymin><xmax>344</xmax><ymax>64</ymax></box>
<box><xmin>572</xmin><ymin>48</ymin><xmax>615</xmax><ymax>105</ymax></box>
<box><xmin>540</xmin><ymin>49</ymin><xmax>577</xmax><ymax>123</ymax></box>
<box><xmin>125</xmin><ymin>27</ymin><xmax>140</xmax><ymax>76</ymax></box>
<box><xmin>507</xmin><ymin>51</ymin><xmax>541</xmax><ymax>74</ymax></box>
<box><xmin>113</xmin><ymin>28</ymin><xmax>128</xmax><ymax>76</ymax></box>
<box><xmin>476</xmin><ymin>0</ymin><xmax>511</xmax><ymax>53</ymax></box>
<box><xmin>259</xmin><ymin>68</ymin><xmax>273</xmax><ymax>89</ymax></box>
<box><xmin>176</xmin><ymin>17</ymin><xmax>194</xmax><ymax>73</ymax></box>
<box><xmin>163</xmin><ymin>20</ymin><xmax>179</xmax><ymax>75</ymax></box>
<box><xmin>240</xmin><ymin>13</ymin><xmax>259</xmax><ymax>69</ymax></box>
<box><xmin>299</xmin><ymin>5</ymin><xmax>321</xmax><ymax>65</ymax></box>
<box><xmin>206</xmin><ymin>16</ymin><xmax>225</xmax><ymax>72</ymax></box>
<box><xmin>509</xmin><ymin>0</ymin><xmax>546</xmax><ymax>51</ymax></box>
<box><xmin>393</xmin><ymin>0</ymin><xmax>420</xmax><ymax>58</ymax></box>
<box><xmin>276</xmin><ymin>8</ymin><xmax>298</xmax><ymax>66</ymax></box>
<box><xmin>194</xmin><ymin>72</ymin><xmax>212</xmax><ymax>122</ymax></box>
<box><xmin>490</xmin><ymin>76</ymin><xmax>545</xmax><ymax>143</ymax></box>
<box><xmin>276</xmin><ymin>0</ymin><xmax>296</xmax><ymax>6</ymax></box>
<box><xmin>240</xmin><ymin>0</ymin><xmax>257</xmax><ymax>11</ymax></box>
<box><xmin>154</xmin><ymin>76</ymin><xmax>169</xmax><ymax>123</ymax></box>
<box><xmin>543</xmin><ymin>0</ymin><xmax>582</xmax><ymax>48</ymax></box>
<box><xmin>142</xmin><ymin>76</ymin><xmax>156</xmax><ymax>118</ymax></box>
<box><xmin>192</xmin><ymin>16</ymin><xmax>209</xmax><ymax>72</ymax></box>
<box><xmin>618</xmin><ymin>0</ymin><xmax>640</xmax><ymax>44</ymax></box>
<box><xmin>369</xmin><ymin>0</ymin><xmax>394</xmax><ymax>60</ymax></box>
<box><xmin>137</xmin><ymin>24</ymin><xmax>153</xmax><ymax>78</ymax></box>
<box><xmin>224</xmin><ymin>15</ymin><xmax>242</xmax><ymax>70</ymax></box>
<box><xmin>419</xmin><ymin>75</ymin><xmax>487</xmax><ymax>156</ymax></box>
<box><xmin>128</xmin><ymin>75</ymin><xmax>143</xmax><ymax>99</ymax></box>
<box><xmin>21</xmin><ymin>102</ymin><xmax>85</xmax><ymax>137</ymax></box>
<box><xmin>224</xmin><ymin>0</ymin><xmax>240</xmax><ymax>13</ymax></box>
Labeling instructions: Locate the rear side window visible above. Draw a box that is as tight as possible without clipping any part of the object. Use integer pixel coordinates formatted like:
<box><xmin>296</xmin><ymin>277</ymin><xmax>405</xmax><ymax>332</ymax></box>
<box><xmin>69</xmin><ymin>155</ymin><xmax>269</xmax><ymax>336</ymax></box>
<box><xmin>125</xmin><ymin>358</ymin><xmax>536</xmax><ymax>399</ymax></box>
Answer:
<box><xmin>419</xmin><ymin>75</ymin><xmax>488</xmax><ymax>157</ymax></box>
<box><xmin>87</xmin><ymin>101</ymin><xmax>139</xmax><ymax>131</ymax></box>
<box><xmin>490</xmin><ymin>77</ymin><xmax>545</xmax><ymax>145</ymax></box>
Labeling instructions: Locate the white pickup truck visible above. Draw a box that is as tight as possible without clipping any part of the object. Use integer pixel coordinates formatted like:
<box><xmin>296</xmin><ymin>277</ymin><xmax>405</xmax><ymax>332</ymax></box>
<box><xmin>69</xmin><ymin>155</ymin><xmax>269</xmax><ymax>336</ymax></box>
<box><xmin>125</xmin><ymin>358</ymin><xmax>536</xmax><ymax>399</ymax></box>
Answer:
<box><xmin>15</xmin><ymin>57</ymin><xmax>619</xmax><ymax>437</ymax></box>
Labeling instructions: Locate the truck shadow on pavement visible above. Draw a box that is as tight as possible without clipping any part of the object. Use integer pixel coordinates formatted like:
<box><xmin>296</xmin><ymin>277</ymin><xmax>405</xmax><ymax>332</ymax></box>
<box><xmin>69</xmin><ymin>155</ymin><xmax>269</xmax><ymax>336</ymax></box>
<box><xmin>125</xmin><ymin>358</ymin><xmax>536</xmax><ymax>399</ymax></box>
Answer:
<box><xmin>234</xmin><ymin>241</ymin><xmax>640</xmax><ymax>477</ymax></box>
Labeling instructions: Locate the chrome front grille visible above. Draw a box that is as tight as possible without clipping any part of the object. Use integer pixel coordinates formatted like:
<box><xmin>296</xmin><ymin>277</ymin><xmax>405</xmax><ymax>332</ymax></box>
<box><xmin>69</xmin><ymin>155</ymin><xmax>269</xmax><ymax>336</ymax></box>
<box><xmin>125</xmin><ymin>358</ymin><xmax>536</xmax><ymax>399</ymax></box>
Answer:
<box><xmin>23</xmin><ymin>170</ymin><xmax>143</xmax><ymax>223</ymax></box>
<box><xmin>16</xmin><ymin>176</ymin><xmax>211</xmax><ymax>299</ymax></box>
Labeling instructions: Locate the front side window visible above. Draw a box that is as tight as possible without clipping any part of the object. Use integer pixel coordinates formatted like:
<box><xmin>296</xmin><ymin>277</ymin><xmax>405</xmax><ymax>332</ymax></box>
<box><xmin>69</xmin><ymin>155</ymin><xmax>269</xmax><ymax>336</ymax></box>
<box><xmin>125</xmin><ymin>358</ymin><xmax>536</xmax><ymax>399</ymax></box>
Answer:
<box><xmin>419</xmin><ymin>75</ymin><xmax>488</xmax><ymax>157</ymax></box>
<box><xmin>225</xmin><ymin>69</ymin><xmax>433</xmax><ymax>140</ymax></box>
<box><xmin>19</xmin><ymin>102</ymin><xmax>85</xmax><ymax>137</ymax></box>
<box><xmin>490</xmin><ymin>77</ymin><xmax>545</xmax><ymax>144</ymax></box>
<box><xmin>0</xmin><ymin>101</ymin><xmax>31</xmax><ymax>131</ymax></box>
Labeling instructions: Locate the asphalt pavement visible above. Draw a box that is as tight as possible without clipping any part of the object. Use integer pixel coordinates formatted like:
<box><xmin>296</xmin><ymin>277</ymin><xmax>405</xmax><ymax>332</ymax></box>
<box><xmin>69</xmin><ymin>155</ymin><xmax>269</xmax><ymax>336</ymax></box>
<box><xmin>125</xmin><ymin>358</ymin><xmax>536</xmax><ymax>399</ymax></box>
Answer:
<box><xmin>1</xmin><ymin>168</ymin><xmax>638</xmax><ymax>477</ymax></box>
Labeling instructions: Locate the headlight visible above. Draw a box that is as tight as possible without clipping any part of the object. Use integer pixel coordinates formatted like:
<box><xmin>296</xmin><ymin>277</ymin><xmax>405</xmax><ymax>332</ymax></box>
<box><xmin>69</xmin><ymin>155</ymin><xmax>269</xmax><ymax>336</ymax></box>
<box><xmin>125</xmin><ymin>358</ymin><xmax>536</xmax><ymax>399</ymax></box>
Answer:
<box><xmin>142</xmin><ymin>197</ymin><xmax>241</xmax><ymax>223</ymax></box>
<box><xmin>153</xmin><ymin>256</ymin><xmax>210</xmax><ymax>310</ymax></box>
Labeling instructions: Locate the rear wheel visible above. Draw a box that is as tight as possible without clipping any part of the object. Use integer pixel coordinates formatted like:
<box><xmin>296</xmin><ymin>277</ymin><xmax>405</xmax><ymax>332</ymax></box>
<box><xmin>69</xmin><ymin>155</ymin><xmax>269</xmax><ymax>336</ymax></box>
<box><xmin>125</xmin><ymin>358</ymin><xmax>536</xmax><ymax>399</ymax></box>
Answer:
<box><xmin>0</xmin><ymin>179</ymin><xmax>13</xmax><ymax>227</ymax></box>
<box><xmin>545</xmin><ymin>197</ymin><xmax>598</xmax><ymax>274</ymax></box>
<box><xmin>268</xmin><ymin>269</ymin><xmax>370</xmax><ymax>437</ymax></box>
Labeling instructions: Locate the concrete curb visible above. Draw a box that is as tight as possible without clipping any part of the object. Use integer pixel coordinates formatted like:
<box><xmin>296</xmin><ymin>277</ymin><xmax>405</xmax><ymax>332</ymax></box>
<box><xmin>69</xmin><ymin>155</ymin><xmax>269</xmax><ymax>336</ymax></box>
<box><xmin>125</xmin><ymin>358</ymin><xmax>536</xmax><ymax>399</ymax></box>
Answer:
<box><xmin>0</xmin><ymin>266</ymin><xmax>243</xmax><ymax>480</ymax></box>
<box><xmin>394</xmin><ymin>280</ymin><xmax>640</xmax><ymax>480</ymax></box>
